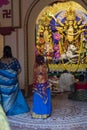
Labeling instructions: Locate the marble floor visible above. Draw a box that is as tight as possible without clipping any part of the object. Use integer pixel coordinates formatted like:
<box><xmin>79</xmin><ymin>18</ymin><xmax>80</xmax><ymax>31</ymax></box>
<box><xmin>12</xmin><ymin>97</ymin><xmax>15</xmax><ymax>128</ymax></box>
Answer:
<box><xmin>8</xmin><ymin>92</ymin><xmax>87</xmax><ymax>130</ymax></box>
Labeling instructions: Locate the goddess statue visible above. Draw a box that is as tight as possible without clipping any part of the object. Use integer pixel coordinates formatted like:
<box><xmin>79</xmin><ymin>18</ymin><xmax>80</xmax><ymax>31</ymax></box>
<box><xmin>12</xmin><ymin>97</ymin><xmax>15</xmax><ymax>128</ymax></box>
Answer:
<box><xmin>49</xmin><ymin>8</ymin><xmax>86</xmax><ymax>47</ymax></box>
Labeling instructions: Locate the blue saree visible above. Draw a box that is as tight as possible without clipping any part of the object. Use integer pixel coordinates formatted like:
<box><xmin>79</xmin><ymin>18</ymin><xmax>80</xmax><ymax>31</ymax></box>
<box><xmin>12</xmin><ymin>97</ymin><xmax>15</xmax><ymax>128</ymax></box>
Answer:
<box><xmin>32</xmin><ymin>86</ymin><xmax>52</xmax><ymax>118</ymax></box>
<box><xmin>0</xmin><ymin>58</ymin><xmax>30</xmax><ymax>116</ymax></box>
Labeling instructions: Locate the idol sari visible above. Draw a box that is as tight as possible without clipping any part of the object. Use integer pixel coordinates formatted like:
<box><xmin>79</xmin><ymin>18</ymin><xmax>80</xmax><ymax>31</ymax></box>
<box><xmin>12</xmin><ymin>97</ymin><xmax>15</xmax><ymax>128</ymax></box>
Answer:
<box><xmin>0</xmin><ymin>58</ymin><xmax>30</xmax><ymax>116</ymax></box>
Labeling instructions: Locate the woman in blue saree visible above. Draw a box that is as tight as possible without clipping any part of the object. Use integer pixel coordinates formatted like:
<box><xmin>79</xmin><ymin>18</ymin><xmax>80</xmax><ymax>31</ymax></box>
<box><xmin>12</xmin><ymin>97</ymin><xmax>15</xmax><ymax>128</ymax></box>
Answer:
<box><xmin>32</xmin><ymin>55</ymin><xmax>52</xmax><ymax>118</ymax></box>
<box><xmin>0</xmin><ymin>46</ymin><xmax>30</xmax><ymax>116</ymax></box>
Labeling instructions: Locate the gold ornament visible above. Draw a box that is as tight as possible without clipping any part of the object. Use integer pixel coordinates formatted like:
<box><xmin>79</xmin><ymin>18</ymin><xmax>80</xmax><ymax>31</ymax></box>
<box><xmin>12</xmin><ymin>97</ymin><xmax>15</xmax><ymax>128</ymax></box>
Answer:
<box><xmin>65</xmin><ymin>8</ymin><xmax>76</xmax><ymax>21</ymax></box>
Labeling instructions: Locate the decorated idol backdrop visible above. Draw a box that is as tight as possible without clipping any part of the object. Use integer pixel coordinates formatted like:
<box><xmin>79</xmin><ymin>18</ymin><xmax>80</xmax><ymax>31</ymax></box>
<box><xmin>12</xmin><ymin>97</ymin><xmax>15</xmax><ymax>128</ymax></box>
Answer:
<box><xmin>35</xmin><ymin>1</ymin><xmax>87</xmax><ymax>72</ymax></box>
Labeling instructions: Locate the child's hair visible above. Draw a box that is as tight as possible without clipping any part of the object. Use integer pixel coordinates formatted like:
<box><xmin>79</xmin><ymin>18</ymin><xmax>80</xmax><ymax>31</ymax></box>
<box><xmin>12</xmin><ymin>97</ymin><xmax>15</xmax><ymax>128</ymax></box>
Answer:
<box><xmin>36</xmin><ymin>55</ymin><xmax>44</xmax><ymax>65</ymax></box>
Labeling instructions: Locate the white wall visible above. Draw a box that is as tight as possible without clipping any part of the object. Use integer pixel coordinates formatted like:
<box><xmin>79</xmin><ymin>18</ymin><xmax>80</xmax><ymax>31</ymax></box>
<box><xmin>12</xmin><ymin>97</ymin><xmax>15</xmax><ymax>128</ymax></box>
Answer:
<box><xmin>5</xmin><ymin>32</ymin><xmax>17</xmax><ymax>57</ymax></box>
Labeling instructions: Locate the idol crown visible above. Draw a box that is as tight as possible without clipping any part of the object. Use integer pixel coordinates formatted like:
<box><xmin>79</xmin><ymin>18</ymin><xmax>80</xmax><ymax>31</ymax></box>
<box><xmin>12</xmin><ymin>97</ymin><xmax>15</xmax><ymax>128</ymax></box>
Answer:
<box><xmin>65</xmin><ymin>8</ymin><xmax>76</xmax><ymax>21</ymax></box>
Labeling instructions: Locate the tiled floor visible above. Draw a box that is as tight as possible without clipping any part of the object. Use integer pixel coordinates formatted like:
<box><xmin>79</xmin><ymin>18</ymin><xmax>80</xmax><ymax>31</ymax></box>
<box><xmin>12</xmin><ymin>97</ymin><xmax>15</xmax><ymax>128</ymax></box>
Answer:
<box><xmin>9</xmin><ymin>92</ymin><xmax>87</xmax><ymax>130</ymax></box>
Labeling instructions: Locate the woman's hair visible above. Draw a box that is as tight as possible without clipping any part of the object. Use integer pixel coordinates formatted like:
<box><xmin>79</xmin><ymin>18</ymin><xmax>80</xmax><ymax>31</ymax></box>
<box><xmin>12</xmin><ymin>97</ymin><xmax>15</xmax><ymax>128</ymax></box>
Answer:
<box><xmin>79</xmin><ymin>74</ymin><xmax>84</xmax><ymax>82</ymax></box>
<box><xmin>3</xmin><ymin>45</ymin><xmax>12</xmax><ymax>58</ymax></box>
<box><xmin>36</xmin><ymin>55</ymin><xmax>44</xmax><ymax>65</ymax></box>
